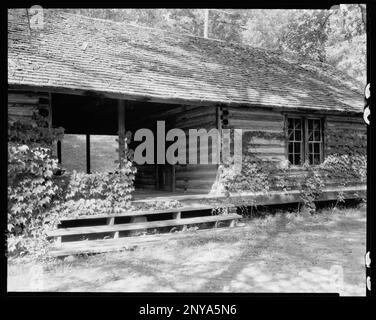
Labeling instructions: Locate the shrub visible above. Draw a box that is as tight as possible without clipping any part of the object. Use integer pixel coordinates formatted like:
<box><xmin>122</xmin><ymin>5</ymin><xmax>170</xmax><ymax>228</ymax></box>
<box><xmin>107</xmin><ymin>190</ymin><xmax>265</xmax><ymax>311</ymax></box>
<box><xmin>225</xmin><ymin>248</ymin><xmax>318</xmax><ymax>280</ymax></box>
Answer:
<box><xmin>49</xmin><ymin>132</ymin><xmax>137</xmax><ymax>218</ymax></box>
<box><xmin>7</xmin><ymin>143</ymin><xmax>62</xmax><ymax>258</ymax></box>
<box><xmin>214</xmin><ymin>131</ymin><xmax>366</xmax><ymax>215</ymax></box>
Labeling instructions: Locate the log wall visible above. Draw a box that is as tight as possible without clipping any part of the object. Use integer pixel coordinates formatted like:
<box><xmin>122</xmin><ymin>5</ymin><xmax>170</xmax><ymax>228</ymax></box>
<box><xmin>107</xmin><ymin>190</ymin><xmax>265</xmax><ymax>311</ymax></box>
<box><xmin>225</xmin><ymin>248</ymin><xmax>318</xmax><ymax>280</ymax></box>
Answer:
<box><xmin>9</xmin><ymin>88</ymin><xmax>366</xmax><ymax>197</ymax></box>
<box><xmin>227</xmin><ymin>106</ymin><xmax>286</xmax><ymax>162</ymax></box>
<box><xmin>8</xmin><ymin>90</ymin><xmax>52</xmax><ymax>127</ymax></box>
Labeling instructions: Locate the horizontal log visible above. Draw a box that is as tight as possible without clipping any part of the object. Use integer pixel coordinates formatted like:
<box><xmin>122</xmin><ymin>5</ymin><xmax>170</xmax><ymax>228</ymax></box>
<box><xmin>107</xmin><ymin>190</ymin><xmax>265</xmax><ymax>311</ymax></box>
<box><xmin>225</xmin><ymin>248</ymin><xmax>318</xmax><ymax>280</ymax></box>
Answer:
<box><xmin>175</xmin><ymin>171</ymin><xmax>217</xmax><ymax>179</ymax></box>
<box><xmin>48</xmin><ymin>214</ymin><xmax>241</xmax><ymax>237</ymax></box>
<box><xmin>175</xmin><ymin>107</ymin><xmax>216</xmax><ymax>122</ymax></box>
<box><xmin>8</xmin><ymin>93</ymin><xmax>40</xmax><ymax>104</ymax></box>
<box><xmin>248</xmin><ymin>146</ymin><xmax>285</xmax><ymax>154</ymax></box>
<box><xmin>229</xmin><ymin>119</ymin><xmax>284</xmax><ymax>131</ymax></box>
<box><xmin>8</xmin><ymin>114</ymin><xmax>37</xmax><ymax>124</ymax></box>
<box><xmin>8</xmin><ymin>106</ymin><xmax>38</xmax><ymax>117</ymax></box>
<box><xmin>228</xmin><ymin>106</ymin><xmax>281</xmax><ymax>115</ymax></box>
<box><xmin>327</xmin><ymin>123</ymin><xmax>366</xmax><ymax>131</ymax></box>
<box><xmin>245</xmin><ymin>136</ymin><xmax>285</xmax><ymax>146</ymax></box>
<box><xmin>175</xmin><ymin>164</ymin><xmax>218</xmax><ymax>172</ymax></box>
<box><xmin>147</xmin><ymin>105</ymin><xmax>200</xmax><ymax>120</ymax></box>
<box><xmin>229</xmin><ymin>111</ymin><xmax>283</xmax><ymax>122</ymax></box>
<box><xmin>326</xmin><ymin>115</ymin><xmax>364</xmax><ymax>123</ymax></box>
<box><xmin>58</xmin><ymin>204</ymin><xmax>218</xmax><ymax>221</ymax></box>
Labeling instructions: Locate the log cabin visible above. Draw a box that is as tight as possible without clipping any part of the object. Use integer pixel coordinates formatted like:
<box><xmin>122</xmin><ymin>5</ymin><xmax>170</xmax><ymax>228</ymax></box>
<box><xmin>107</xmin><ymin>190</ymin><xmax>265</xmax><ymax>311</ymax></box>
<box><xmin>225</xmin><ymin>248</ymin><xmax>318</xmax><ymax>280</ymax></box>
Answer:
<box><xmin>8</xmin><ymin>9</ymin><xmax>366</xmax><ymax>215</ymax></box>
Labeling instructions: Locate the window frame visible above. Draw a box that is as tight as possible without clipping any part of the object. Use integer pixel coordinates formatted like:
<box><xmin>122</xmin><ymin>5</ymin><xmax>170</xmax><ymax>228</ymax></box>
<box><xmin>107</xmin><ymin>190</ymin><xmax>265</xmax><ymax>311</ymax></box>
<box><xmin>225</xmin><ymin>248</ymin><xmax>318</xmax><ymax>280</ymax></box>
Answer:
<box><xmin>284</xmin><ymin>114</ymin><xmax>325</xmax><ymax>167</ymax></box>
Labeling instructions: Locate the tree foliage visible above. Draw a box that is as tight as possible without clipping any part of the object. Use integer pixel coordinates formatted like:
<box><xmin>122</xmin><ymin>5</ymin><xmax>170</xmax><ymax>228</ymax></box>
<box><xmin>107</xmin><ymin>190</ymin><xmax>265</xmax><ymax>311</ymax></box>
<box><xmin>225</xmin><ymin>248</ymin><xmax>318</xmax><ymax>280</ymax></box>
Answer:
<box><xmin>62</xmin><ymin>6</ymin><xmax>366</xmax><ymax>85</ymax></box>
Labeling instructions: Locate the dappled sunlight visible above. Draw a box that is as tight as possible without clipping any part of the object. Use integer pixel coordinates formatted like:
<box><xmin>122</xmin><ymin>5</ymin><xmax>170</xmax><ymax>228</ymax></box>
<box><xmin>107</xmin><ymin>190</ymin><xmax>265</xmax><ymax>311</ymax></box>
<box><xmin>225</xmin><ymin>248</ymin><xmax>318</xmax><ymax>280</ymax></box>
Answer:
<box><xmin>7</xmin><ymin>206</ymin><xmax>366</xmax><ymax>294</ymax></box>
<box><xmin>226</xmin><ymin>262</ymin><xmax>364</xmax><ymax>295</ymax></box>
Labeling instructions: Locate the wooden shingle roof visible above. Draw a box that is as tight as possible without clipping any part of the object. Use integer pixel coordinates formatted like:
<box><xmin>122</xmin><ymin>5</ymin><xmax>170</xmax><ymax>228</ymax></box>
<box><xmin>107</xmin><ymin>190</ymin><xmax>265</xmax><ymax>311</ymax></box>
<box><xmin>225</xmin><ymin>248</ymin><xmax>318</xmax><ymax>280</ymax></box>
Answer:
<box><xmin>8</xmin><ymin>9</ymin><xmax>363</xmax><ymax>113</ymax></box>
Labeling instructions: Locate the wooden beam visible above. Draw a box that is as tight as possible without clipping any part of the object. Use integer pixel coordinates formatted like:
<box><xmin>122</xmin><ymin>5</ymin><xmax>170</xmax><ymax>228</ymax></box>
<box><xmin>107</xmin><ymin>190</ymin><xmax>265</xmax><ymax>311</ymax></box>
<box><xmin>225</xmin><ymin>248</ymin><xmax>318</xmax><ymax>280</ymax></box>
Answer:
<box><xmin>47</xmin><ymin>214</ymin><xmax>242</xmax><ymax>237</ymax></box>
<box><xmin>118</xmin><ymin>100</ymin><xmax>126</xmax><ymax>168</ymax></box>
<box><xmin>8</xmin><ymin>85</ymin><xmax>363</xmax><ymax>116</ymax></box>
<box><xmin>171</xmin><ymin>165</ymin><xmax>176</xmax><ymax>192</ymax></box>
<box><xmin>86</xmin><ymin>133</ymin><xmax>91</xmax><ymax>174</ymax></box>
<box><xmin>57</xmin><ymin>140</ymin><xmax>62</xmax><ymax>164</ymax></box>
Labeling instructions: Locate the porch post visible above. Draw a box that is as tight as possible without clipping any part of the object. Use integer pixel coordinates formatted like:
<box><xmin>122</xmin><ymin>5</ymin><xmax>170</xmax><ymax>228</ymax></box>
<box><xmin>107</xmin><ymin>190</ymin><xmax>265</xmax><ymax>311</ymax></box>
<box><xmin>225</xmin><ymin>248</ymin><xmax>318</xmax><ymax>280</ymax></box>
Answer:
<box><xmin>118</xmin><ymin>100</ymin><xmax>126</xmax><ymax>168</ymax></box>
<box><xmin>86</xmin><ymin>133</ymin><xmax>91</xmax><ymax>174</ymax></box>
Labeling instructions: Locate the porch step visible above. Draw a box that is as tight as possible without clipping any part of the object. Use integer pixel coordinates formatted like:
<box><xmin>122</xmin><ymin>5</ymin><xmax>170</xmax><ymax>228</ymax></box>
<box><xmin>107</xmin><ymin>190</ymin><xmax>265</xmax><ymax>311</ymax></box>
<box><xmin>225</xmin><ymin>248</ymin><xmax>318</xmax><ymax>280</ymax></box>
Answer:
<box><xmin>47</xmin><ymin>213</ymin><xmax>242</xmax><ymax>238</ymax></box>
<box><xmin>48</xmin><ymin>223</ymin><xmax>244</xmax><ymax>257</ymax></box>
<box><xmin>58</xmin><ymin>204</ymin><xmax>222</xmax><ymax>221</ymax></box>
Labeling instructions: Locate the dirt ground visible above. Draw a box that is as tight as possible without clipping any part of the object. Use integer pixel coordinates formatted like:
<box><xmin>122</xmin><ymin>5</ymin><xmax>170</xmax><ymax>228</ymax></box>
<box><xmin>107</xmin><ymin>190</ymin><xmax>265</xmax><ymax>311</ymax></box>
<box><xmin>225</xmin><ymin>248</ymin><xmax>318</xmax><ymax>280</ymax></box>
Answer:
<box><xmin>7</xmin><ymin>205</ymin><xmax>366</xmax><ymax>295</ymax></box>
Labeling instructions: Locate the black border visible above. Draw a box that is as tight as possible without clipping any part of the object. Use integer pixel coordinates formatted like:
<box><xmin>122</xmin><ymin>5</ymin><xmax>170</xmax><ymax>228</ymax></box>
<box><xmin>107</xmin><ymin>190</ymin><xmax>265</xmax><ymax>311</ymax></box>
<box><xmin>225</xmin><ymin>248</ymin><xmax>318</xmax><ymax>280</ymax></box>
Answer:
<box><xmin>1</xmin><ymin>0</ymin><xmax>375</xmax><ymax>312</ymax></box>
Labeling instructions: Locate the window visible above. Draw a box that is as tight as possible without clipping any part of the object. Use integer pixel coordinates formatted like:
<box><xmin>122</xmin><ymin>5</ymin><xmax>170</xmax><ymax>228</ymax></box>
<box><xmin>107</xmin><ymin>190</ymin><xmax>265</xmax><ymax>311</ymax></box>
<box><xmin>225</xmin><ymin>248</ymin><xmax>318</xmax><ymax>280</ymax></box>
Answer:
<box><xmin>307</xmin><ymin>119</ymin><xmax>323</xmax><ymax>165</ymax></box>
<box><xmin>287</xmin><ymin>118</ymin><xmax>303</xmax><ymax>165</ymax></box>
<box><xmin>56</xmin><ymin>134</ymin><xmax>118</xmax><ymax>173</ymax></box>
<box><xmin>287</xmin><ymin>117</ymin><xmax>324</xmax><ymax>165</ymax></box>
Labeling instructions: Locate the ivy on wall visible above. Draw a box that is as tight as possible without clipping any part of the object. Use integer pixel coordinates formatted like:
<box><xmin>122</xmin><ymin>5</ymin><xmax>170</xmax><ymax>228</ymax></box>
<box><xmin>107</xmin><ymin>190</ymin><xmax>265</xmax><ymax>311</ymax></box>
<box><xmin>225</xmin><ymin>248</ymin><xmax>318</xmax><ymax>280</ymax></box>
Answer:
<box><xmin>8</xmin><ymin>113</ymin><xmax>138</xmax><ymax>258</ymax></box>
<box><xmin>215</xmin><ymin>128</ymin><xmax>366</xmax><ymax>214</ymax></box>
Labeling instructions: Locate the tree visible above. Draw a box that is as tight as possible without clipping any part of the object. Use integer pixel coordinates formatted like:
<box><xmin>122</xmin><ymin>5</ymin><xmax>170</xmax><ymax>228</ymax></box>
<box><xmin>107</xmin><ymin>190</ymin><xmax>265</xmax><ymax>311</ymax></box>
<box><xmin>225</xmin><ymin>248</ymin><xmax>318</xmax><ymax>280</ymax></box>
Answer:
<box><xmin>279</xmin><ymin>10</ymin><xmax>332</xmax><ymax>62</ymax></box>
<box><xmin>57</xmin><ymin>8</ymin><xmax>366</xmax><ymax>85</ymax></box>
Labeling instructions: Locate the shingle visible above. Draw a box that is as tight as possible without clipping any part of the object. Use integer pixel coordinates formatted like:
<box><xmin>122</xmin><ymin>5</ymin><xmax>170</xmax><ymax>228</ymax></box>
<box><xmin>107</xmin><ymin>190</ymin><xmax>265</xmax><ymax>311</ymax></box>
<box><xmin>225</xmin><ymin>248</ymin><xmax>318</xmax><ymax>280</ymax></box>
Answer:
<box><xmin>8</xmin><ymin>9</ymin><xmax>363</xmax><ymax>113</ymax></box>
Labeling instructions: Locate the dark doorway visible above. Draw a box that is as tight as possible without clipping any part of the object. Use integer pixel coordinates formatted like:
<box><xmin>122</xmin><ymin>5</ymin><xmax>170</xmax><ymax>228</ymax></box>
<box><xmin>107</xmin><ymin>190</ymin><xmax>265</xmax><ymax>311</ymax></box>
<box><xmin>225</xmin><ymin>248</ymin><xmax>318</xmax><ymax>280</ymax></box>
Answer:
<box><xmin>157</xmin><ymin>164</ymin><xmax>175</xmax><ymax>192</ymax></box>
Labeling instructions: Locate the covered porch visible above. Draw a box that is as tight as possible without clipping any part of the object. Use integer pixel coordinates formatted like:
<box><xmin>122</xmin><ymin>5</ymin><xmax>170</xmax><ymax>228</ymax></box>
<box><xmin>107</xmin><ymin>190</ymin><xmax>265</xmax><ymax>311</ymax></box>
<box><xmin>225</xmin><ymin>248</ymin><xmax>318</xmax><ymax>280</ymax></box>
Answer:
<box><xmin>51</xmin><ymin>92</ymin><xmax>220</xmax><ymax>196</ymax></box>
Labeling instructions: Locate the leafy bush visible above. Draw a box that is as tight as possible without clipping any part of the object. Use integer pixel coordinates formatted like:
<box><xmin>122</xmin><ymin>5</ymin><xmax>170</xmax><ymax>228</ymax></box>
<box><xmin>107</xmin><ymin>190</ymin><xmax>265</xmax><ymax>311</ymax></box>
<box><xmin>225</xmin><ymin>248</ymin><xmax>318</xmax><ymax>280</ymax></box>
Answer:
<box><xmin>49</xmin><ymin>132</ymin><xmax>137</xmax><ymax>219</ymax></box>
<box><xmin>218</xmin><ymin>154</ymin><xmax>271</xmax><ymax>195</ymax></box>
<box><xmin>8</xmin><ymin>113</ymin><xmax>64</xmax><ymax>146</ymax></box>
<box><xmin>214</xmin><ymin>130</ymin><xmax>366</xmax><ymax>215</ymax></box>
<box><xmin>320</xmin><ymin>153</ymin><xmax>366</xmax><ymax>185</ymax></box>
<box><xmin>7</xmin><ymin>143</ymin><xmax>62</xmax><ymax>257</ymax></box>
<box><xmin>298</xmin><ymin>161</ymin><xmax>325</xmax><ymax>214</ymax></box>
<box><xmin>51</xmin><ymin>167</ymin><xmax>137</xmax><ymax>219</ymax></box>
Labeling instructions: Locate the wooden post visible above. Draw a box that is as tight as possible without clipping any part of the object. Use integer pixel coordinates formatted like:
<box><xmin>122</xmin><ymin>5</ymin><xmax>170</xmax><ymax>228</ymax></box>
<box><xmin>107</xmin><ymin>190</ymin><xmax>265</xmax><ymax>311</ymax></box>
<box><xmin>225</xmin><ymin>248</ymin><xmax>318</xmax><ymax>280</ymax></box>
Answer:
<box><xmin>216</xmin><ymin>105</ymin><xmax>222</xmax><ymax>172</ymax></box>
<box><xmin>57</xmin><ymin>140</ymin><xmax>62</xmax><ymax>164</ymax></box>
<box><xmin>48</xmin><ymin>92</ymin><xmax>52</xmax><ymax>129</ymax></box>
<box><xmin>171</xmin><ymin>165</ymin><xmax>176</xmax><ymax>192</ymax></box>
<box><xmin>107</xmin><ymin>217</ymin><xmax>118</xmax><ymax>239</ymax></box>
<box><xmin>86</xmin><ymin>133</ymin><xmax>91</xmax><ymax>174</ymax></box>
<box><xmin>172</xmin><ymin>211</ymin><xmax>181</xmax><ymax>220</ymax></box>
<box><xmin>118</xmin><ymin>100</ymin><xmax>126</xmax><ymax>168</ymax></box>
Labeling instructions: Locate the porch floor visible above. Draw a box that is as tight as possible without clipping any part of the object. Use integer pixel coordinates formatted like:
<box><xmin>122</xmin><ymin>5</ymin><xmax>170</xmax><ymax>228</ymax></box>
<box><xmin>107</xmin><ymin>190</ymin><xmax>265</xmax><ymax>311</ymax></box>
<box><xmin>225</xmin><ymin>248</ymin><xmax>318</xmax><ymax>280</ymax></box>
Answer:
<box><xmin>132</xmin><ymin>189</ymin><xmax>206</xmax><ymax>202</ymax></box>
<box><xmin>131</xmin><ymin>185</ymin><xmax>366</xmax><ymax>207</ymax></box>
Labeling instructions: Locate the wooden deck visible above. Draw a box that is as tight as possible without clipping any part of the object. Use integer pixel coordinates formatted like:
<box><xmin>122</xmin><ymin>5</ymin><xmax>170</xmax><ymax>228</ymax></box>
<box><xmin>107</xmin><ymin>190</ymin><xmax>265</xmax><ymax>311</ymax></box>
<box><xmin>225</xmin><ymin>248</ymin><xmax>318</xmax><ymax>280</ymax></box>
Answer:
<box><xmin>47</xmin><ymin>185</ymin><xmax>365</xmax><ymax>257</ymax></box>
<box><xmin>48</xmin><ymin>201</ymin><xmax>242</xmax><ymax>257</ymax></box>
<box><xmin>132</xmin><ymin>185</ymin><xmax>366</xmax><ymax>207</ymax></box>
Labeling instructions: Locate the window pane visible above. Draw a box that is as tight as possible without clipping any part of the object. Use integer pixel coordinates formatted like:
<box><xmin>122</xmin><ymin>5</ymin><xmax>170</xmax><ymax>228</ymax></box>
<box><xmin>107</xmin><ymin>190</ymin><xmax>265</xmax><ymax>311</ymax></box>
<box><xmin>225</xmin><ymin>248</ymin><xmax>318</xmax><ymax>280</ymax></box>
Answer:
<box><xmin>314</xmin><ymin>154</ymin><xmax>320</xmax><ymax>165</ymax></box>
<box><xmin>288</xmin><ymin>153</ymin><xmax>294</xmax><ymax>164</ymax></box>
<box><xmin>309</xmin><ymin>154</ymin><xmax>313</xmax><ymax>165</ymax></box>
<box><xmin>61</xmin><ymin>134</ymin><xmax>87</xmax><ymax>172</ymax></box>
<box><xmin>308</xmin><ymin>130</ymin><xmax>313</xmax><ymax>141</ymax></box>
<box><xmin>314</xmin><ymin>143</ymin><xmax>320</xmax><ymax>154</ymax></box>
<box><xmin>308</xmin><ymin>119</ymin><xmax>313</xmax><ymax>130</ymax></box>
<box><xmin>295</xmin><ymin>129</ymin><xmax>301</xmax><ymax>141</ymax></box>
<box><xmin>294</xmin><ymin>154</ymin><xmax>301</xmax><ymax>165</ymax></box>
<box><xmin>313</xmin><ymin>120</ymin><xmax>320</xmax><ymax>130</ymax></box>
<box><xmin>287</xmin><ymin>118</ymin><xmax>304</xmax><ymax>165</ymax></box>
<box><xmin>314</xmin><ymin>130</ymin><xmax>321</xmax><ymax>141</ymax></box>
<box><xmin>91</xmin><ymin>135</ymin><xmax>118</xmax><ymax>173</ymax></box>
<box><xmin>294</xmin><ymin>142</ymin><xmax>301</xmax><ymax>154</ymax></box>
<box><xmin>308</xmin><ymin>143</ymin><xmax>313</xmax><ymax>153</ymax></box>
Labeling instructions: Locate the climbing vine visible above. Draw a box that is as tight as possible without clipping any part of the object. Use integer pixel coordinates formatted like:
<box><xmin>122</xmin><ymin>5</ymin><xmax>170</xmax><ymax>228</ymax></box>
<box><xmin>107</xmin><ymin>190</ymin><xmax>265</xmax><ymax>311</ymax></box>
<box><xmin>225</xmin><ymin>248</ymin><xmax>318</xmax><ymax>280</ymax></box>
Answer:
<box><xmin>215</xmin><ymin>129</ymin><xmax>366</xmax><ymax>215</ymax></box>
<box><xmin>49</xmin><ymin>131</ymin><xmax>137</xmax><ymax>219</ymax></box>
<box><xmin>7</xmin><ymin>116</ymin><xmax>65</xmax><ymax>258</ymax></box>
